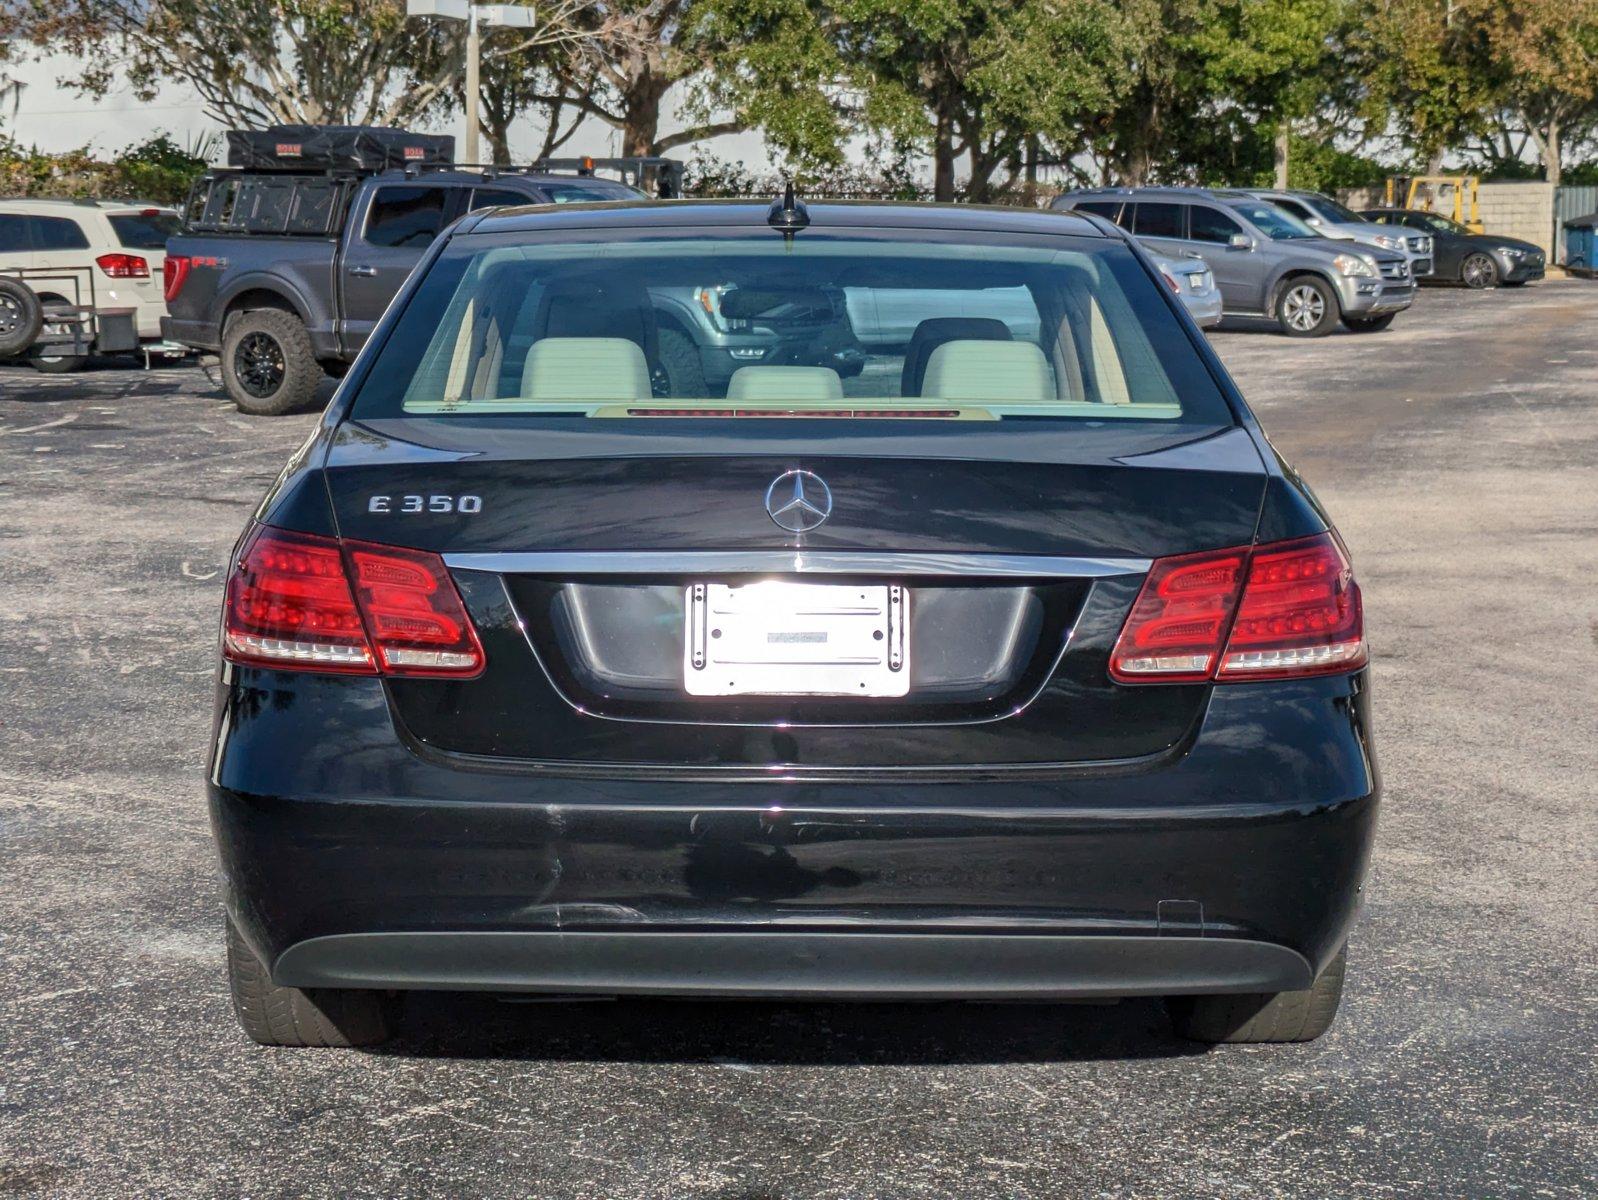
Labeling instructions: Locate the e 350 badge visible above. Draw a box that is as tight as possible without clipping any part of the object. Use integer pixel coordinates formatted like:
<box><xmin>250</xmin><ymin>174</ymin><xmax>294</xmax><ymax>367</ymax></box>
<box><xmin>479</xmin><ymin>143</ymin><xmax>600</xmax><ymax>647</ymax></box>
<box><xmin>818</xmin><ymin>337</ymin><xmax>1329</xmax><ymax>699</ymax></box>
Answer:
<box><xmin>367</xmin><ymin>494</ymin><xmax>483</xmax><ymax>514</ymax></box>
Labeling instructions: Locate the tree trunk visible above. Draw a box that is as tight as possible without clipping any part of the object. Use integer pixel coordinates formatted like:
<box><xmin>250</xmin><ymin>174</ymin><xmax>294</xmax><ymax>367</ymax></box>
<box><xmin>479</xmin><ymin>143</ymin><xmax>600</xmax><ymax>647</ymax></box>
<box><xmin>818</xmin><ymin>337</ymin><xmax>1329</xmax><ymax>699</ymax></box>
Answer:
<box><xmin>933</xmin><ymin>102</ymin><xmax>957</xmax><ymax>202</ymax></box>
<box><xmin>1544</xmin><ymin>118</ymin><xmax>1561</xmax><ymax>186</ymax></box>
<box><xmin>620</xmin><ymin>75</ymin><xmax>669</xmax><ymax>157</ymax></box>
<box><xmin>1273</xmin><ymin>121</ymin><xmax>1290</xmax><ymax>189</ymax></box>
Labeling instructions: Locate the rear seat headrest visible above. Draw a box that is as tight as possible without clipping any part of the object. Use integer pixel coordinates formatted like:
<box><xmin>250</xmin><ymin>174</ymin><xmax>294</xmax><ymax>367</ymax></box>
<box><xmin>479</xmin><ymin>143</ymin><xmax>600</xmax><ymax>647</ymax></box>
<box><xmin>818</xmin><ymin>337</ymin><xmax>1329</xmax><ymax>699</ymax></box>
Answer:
<box><xmin>901</xmin><ymin>317</ymin><xmax>1012</xmax><ymax>397</ymax></box>
<box><xmin>920</xmin><ymin>340</ymin><xmax>1053</xmax><ymax>405</ymax></box>
<box><xmin>517</xmin><ymin>337</ymin><xmax>651</xmax><ymax>402</ymax></box>
<box><xmin>726</xmin><ymin>366</ymin><xmax>844</xmax><ymax>402</ymax></box>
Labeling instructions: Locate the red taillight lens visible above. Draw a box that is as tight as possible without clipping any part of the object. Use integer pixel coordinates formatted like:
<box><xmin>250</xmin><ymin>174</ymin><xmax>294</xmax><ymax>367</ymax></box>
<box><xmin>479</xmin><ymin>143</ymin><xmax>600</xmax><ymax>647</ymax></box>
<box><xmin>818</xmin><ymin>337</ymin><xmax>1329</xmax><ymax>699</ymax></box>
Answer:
<box><xmin>1217</xmin><ymin>534</ymin><xmax>1366</xmax><ymax>679</ymax></box>
<box><xmin>345</xmin><ymin>540</ymin><xmax>485</xmax><ymax>676</ymax></box>
<box><xmin>222</xmin><ymin>527</ymin><xmax>484</xmax><ymax>677</ymax></box>
<box><xmin>1108</xmin><ymin>546</ymin><xmax>1248</xmax><ymax>682</ymax></box>
<box><xmin>1109</xmin><ymin>532</ymin><xmax>1366</xmax><ymax>684</ymax></box>
<box><xmin>224</xmin><ymin>528</ymin><xmax>374</xmax><ymax>673</ymax></box>
<box><xmin>96</xmin><ymin>252</ymin><xmax>149</xmax><ymax>278</ymax></box>
<box><xmin>1159</xmin><ymin>268</ymin><xmax>1182</xmax><ymax>295</ymax></box>
<box><xmin>162</xmin><ymin>255</ymin><xmax>192</xmax><ymax>303</ymax></box>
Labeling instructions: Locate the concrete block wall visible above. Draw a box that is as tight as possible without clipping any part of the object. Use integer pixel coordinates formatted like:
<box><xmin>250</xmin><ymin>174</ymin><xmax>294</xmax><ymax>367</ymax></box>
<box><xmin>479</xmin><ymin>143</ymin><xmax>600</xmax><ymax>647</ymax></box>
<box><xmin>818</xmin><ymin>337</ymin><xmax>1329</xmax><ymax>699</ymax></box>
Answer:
<box><xmin>1338</xmin><ymin>182</ymin><xmax>1556</xmax><ymax>257</ymax></box>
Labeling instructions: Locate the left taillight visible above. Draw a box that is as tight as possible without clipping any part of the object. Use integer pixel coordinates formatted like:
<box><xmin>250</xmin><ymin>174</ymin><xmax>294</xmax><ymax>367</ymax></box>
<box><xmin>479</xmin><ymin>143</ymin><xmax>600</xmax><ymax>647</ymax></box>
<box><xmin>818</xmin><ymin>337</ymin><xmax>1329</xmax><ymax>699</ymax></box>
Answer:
<box><xmin>1109</xmin><ymin>532</ymin><xmax>1366</xmax><ymax>684</ymax></box>
<box><xmin>96</xmin><ymin>253</ymin><xmax>149</xmax><ymax>278</ymax></box>
<box><xmin>163</xmin><ymin>255</ymin><xmax>192</xmax><ymax>302</ymax></box>
<box><xmin>222</xmin><ymin>526</ymin><xmax>484</xmax><ymax>678</ymax></box>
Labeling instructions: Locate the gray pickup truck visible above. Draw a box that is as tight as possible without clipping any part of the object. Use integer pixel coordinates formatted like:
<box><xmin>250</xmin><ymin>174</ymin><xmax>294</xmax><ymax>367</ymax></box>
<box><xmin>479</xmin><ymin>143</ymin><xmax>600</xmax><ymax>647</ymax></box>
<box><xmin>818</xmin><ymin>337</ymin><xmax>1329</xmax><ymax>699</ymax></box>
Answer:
<box><xmin>164</xmin><ymin>156</ymin><xmax>665</xmax><ymax>413</ymax></box>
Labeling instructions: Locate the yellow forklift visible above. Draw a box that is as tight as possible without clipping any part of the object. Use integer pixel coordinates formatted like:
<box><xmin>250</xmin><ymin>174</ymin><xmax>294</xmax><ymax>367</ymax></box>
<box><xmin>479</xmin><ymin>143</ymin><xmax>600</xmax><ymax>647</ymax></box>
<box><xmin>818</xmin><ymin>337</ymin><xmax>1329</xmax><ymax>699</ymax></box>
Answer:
<box><xmin>1384</xmin><ymin>175</ymin><xmax>1485</xmax><ymax>232</ymax></box>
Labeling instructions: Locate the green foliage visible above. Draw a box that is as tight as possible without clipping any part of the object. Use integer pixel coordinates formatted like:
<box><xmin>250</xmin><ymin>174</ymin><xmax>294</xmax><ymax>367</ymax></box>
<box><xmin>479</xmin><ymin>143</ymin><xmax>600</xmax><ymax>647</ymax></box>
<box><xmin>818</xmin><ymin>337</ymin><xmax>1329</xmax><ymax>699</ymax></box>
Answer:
<box><xmin>0</xmin><ymin>133</ymin><xmax>213</xmax><ymax>202</ymax></box>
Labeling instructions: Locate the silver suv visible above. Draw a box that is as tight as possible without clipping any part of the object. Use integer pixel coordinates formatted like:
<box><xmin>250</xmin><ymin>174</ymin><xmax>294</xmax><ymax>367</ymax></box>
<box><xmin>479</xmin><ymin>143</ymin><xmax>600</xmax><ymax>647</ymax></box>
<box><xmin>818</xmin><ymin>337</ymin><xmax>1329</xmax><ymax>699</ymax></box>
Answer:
<box><xmin>1052</xmin><ymin>187</ymin><xmax>1414</xmax><ymax>336</ymax></box>
<box><xmin>1238</xmin><ymin>189</ymin><xmax>1433</xmax><ymax>277</ymax></box>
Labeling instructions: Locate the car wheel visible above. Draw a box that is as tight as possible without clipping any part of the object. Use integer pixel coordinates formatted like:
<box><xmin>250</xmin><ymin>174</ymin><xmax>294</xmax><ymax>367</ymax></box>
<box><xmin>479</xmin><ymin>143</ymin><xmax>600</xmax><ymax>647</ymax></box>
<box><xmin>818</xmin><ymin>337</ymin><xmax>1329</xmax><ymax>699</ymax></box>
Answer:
<box><xmin>1461</xmin><ymin>252</ymin><xmax>1498</xmax><ymax>289</ymax></box>
<box><xmin>1343</xmin><ymin>313</ymin><xmax>1396</xmax><ymax>333</ymax></box>
<box><xmin>0</xmin><ymin>278</ymin><xmax>44</xmax><ymax>357</ymax></box>
<box><xmin>225</xmin><ymin>918</ymin><xmax>395</xmax><ymax>1048</ymax></box>
<box><xmin>1166</xmin><ymin>943</ymin><xmax>1347</xmax><ymax>1043</ymax></box>
<box><xmin>1275</xmin><ymin>277</ymin><xmax>1340</xmax><ymax>337</ymax></box>
<box><xmin>29</xmin><ymin>353</ymin><xmax>89</xmax><ymax>374</ymax></box>
<box><xmin>657</xmin><ymin>325</ymin><xmax>709</xmax><ymax>398</ymax></box>
<box><xmin>221</xmin><ymin>308</ymin><xmax>323</xmax><ymax>415</ymax></box>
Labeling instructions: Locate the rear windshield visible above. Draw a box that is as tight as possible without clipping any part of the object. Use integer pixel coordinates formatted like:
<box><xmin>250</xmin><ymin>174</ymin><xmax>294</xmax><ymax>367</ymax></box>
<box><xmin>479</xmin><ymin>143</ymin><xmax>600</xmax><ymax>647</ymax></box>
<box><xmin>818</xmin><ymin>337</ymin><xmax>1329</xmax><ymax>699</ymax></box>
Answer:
<box><xmin>108</xmin><ymin>211</ymin><xmax>183</xmax><ymax>249</ymax></box>
<box><xmin>350</xmin><ymin>227</ymin><xmax>1233</xmax><ymax>429</ymax></box>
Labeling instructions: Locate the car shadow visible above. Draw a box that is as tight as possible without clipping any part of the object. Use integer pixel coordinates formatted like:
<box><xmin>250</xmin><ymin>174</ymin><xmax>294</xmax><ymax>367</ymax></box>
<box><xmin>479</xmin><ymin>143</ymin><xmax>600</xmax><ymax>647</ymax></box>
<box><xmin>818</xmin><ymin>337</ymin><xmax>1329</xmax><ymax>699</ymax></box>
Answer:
<box><xmin>372</xmin><ymin>992</ymin><xmax>1209</xmax><ymax>1066</ymax></box>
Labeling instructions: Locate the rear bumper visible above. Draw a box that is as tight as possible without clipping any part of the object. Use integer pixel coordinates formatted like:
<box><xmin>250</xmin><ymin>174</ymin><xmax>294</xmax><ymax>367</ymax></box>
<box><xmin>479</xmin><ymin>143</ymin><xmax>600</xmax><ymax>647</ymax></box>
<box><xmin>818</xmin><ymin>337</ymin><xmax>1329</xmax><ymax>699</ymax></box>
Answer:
<box><xmin>210</xmin><ymin>669</ymin><xmax>1379</xmax><ymax>998</ymax></box>
<box><xmin>275</xmin><ymin>930</ymin><xmax>1312</xmax><ymax>999</ymax></box>
<box><xmin>1182</xmin><ymin>292</ymin><xmax>1224</xmax><ymax>328</ymax></box>
<box><xmin>162</xmin><ymin>315</ymin><xmax>219</xmax><ymax>353</ymax></box>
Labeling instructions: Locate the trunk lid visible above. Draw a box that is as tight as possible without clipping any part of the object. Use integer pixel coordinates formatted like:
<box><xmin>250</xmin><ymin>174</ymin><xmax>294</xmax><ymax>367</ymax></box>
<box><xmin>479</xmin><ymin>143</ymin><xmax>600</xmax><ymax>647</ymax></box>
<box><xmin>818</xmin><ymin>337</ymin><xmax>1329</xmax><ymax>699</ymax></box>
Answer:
<box><xmin>322</xmin><ymin>418</ymin><xmax>1268</xmax><ymax>770</ymax></box>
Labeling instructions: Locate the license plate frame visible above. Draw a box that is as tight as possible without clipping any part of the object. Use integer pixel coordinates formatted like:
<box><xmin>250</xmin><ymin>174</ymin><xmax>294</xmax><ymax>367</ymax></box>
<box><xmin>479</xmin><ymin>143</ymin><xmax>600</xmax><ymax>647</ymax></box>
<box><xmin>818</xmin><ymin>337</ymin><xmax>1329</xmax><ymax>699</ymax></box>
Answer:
<box><xmin>683</xmin><ymin>581</ymin><xmax>908</xmax><ymax>697</ymax></box>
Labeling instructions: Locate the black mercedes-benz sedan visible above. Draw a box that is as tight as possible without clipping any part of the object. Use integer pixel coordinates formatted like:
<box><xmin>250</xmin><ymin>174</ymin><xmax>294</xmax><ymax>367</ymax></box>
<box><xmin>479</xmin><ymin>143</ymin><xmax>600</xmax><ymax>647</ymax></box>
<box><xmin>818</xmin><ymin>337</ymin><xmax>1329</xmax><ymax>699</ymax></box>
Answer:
<box><xmin>210</xmin><ymin>197</ymin><xmax>1377</xmax><ymax>1048</ymax></box>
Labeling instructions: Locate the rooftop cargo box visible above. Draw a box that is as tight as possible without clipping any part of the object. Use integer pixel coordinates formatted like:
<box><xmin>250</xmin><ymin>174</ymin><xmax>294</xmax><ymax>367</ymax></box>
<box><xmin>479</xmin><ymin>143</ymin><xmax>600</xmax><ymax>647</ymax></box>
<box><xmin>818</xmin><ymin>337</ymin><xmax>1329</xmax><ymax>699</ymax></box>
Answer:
<box><xmin>226</xmin><ymin>126</ymin><xmax>455</xmax><ymax>173</ymax></box>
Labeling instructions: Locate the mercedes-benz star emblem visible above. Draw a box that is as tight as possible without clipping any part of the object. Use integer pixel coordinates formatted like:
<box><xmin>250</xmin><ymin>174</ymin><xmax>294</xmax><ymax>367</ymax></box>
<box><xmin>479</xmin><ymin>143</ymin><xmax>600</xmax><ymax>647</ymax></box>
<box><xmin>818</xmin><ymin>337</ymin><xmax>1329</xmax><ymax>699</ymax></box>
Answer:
<box><xmin>764</xmin><ymin>470</ymin><xmax>833</xmax><ymax>533</ymax></box>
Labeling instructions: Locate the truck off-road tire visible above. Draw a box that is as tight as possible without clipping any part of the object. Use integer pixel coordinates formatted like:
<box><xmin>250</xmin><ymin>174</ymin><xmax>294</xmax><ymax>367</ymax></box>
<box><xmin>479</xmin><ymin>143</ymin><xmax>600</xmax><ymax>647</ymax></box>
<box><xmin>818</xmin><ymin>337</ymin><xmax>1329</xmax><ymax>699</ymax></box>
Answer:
<box><xmin>1166</xmin><ymin>943</ymin><xmax>1347</xmax><ymax>1044</ymax></box>
<box><xmin>226</xmin><ymin>918</ymin><xmax>394</xmax><ymax>1048</ymax></box>
<box><xmin>0</xmin><ymin>278</ymin><xmax>44</xmax><ymax>358</ymax></box>
<box><xmin>222</xmin><ymin>308</ymin><xmax>323</xmax><ymax>415</ymax></box>
<box><xmin>1461</xmin><ymin>252</ymin><xmax>1498</xmax><ymax>290</ymax></box>
<box><xmin>1275</xmin><ymin>276</ymin><xmax>1340</xmax><ymax>337</ymax></box>
<box><xmin>1343</xmin><ymin>313</ymin><xmax>1395</xmax><ymax>333</ymax></box>
<box><xmin>658</xmin><ymin>325</ymin><xmax>709</xmax><ymax>398</ymax></box>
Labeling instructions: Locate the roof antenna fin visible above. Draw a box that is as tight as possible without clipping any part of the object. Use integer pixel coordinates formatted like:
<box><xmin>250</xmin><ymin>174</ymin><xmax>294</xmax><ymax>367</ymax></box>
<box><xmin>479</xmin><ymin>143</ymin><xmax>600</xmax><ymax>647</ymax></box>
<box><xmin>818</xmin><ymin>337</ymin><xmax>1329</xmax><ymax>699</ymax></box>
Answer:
<box><xmin>766</xmin><ymin>181</ymin><xmax>810</xmax><ymax>241</ymax></box>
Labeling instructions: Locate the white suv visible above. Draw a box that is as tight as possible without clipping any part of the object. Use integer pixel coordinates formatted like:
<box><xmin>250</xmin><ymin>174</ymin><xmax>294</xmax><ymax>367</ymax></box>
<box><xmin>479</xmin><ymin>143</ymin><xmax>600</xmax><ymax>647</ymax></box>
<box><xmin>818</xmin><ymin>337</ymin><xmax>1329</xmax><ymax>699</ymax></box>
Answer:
<box><xmin>0</xmin><ymin>199</ymin><xmax>181</xmax><ymax>371</ymax></box>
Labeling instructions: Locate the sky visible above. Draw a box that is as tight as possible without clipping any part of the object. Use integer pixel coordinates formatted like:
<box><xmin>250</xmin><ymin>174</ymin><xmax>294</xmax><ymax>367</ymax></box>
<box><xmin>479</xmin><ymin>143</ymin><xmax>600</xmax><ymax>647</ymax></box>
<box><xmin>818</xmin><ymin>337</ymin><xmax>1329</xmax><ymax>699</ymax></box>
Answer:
<box><xmin>3</xmin><ymin>52</ymin><xmax>778</xmax><ymax>171</ymax></box>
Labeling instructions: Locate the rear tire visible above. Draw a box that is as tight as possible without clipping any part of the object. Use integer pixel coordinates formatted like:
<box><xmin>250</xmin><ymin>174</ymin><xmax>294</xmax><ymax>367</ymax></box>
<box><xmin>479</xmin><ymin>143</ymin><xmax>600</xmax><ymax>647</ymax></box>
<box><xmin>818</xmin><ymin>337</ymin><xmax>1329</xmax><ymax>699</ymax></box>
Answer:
<box><xmin>1275</xmin><ymin>276</ymin><xmax>1340</xmax><ymax>337</ymax></box>
<box><xmin>1343</xmin><ymin>313</ymin><xmax>1395</xmax><ymax>333</ymax></box>
<box><xmin>225</xmin><ymin>919</ymin><xmax>394</xmax><ymax>1048</ymax></box>
<box><xmin>222</xmin><ymin>308</ymin><xmax>323</xmax><ymax>415</ymax></box>
<box><xmin>657</xmin><ymin>325</ymin><xmax>709</xmax><ymax>398</ymax></box>
<box><xmin>0</xmin><ymin>278</ymin><xmax>43</xmax><ymax>356</ymax></box>
<box><xmin>1166</xmin><ymin>944</ymin><xmax>1347</xmax><ymax>1044</ymax></box>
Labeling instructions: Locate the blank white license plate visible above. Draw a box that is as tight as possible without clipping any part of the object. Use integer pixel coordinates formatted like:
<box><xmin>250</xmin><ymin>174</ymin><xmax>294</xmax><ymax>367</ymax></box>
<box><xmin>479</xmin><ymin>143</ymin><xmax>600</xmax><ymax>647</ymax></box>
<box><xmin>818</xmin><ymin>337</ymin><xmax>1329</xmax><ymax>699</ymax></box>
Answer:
<box><xmin>684</xmin><ymin>581</ymin><xmax>908</xmax><ymax>697</ymax></box>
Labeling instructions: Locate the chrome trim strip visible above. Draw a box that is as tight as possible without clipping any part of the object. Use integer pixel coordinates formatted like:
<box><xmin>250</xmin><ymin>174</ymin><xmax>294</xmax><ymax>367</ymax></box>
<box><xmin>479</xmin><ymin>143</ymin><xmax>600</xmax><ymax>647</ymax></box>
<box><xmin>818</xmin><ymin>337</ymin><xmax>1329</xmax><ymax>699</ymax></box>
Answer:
<box><xmin>444</xmin><ymin>550</ymin><xmax>1150</xmax><ymax>579</ymax></box>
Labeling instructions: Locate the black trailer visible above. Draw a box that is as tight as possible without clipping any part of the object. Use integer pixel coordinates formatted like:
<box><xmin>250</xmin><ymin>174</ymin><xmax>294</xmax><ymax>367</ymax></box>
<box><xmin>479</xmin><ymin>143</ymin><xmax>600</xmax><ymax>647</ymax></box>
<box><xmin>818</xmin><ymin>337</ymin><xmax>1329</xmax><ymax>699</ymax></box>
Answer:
<box><xmin>0</xmin><ymin>269</ymin><xmax>138</xmax><ymax>364</ymax></box>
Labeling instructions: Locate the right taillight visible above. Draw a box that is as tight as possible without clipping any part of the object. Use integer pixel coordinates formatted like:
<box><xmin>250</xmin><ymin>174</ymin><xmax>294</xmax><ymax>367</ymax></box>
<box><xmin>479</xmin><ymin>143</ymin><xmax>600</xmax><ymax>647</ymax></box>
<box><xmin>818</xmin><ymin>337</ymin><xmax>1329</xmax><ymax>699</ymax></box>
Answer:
<box><xmin>222</xmin><ymin>526</ymin><xmax>484</xmax><ymax>678</ymax></box>
<box><xmin>163</xmin><ymin>255</ymin><xmax>192</xmax><ymax>303</ymax></box>
<box><xmin>1109</xmin><ymin>532</ymin><xmax>1366</xmax><ymax>684</ymax></box>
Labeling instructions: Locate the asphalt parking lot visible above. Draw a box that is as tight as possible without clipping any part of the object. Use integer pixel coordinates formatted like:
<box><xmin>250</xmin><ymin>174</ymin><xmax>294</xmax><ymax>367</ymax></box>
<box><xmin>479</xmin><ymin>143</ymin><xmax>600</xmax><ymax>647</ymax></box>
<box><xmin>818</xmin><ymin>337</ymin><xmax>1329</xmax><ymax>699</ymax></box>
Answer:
<box><xmin>2</xmin><ymin>283</ymin><xmax>1595</xmax><ymax>1199</ymax></box>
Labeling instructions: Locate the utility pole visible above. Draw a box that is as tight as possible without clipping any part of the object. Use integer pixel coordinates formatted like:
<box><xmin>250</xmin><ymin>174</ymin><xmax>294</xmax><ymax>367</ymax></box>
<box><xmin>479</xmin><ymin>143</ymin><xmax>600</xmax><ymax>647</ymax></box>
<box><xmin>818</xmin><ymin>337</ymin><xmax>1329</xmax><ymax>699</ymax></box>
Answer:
<box><xmin>463</xmin><ymin>4</ymin><xmax>480</xmax><ymax>162</ymax></box>
<box><xmin>406</xmin><ymin>0</ymin><xmax>537</xmax><ymax>162</ymax></box>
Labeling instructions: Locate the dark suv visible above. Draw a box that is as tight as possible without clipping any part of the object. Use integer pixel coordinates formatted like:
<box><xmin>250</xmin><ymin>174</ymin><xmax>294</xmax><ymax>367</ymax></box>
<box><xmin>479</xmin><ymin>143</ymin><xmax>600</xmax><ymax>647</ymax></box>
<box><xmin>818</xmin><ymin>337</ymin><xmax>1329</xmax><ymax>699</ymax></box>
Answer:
<box><xmin>1054</xmin><ymin>187</ymin><xmax>1414</xmax><ymax>335</ymax></box>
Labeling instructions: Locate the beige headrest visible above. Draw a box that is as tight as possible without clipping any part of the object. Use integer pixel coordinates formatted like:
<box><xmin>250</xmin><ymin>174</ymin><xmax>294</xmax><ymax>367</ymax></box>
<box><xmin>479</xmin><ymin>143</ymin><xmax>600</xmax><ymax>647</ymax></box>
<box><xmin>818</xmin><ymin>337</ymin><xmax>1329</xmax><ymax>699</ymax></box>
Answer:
<box><xmin>726</xmin><ymin>366</ymin><xmax>844</xmax><ymax>402</ymax></box>
<box><xmin>921</xmin><ymin>340</ymin><xmax>1053</xmax><ymax>404</ymax></box>
<box><xmin>518</xmin><ymin>337</ymin><xmax>651</xmax><ymax>401</ymax></box>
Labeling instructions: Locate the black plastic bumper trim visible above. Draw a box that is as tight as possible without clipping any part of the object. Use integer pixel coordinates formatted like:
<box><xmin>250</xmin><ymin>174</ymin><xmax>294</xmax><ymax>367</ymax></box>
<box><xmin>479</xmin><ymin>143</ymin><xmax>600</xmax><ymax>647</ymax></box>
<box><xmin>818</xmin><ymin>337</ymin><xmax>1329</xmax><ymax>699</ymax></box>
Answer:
<box><xmin>273</xmin><ymin>931</ymin><xmax>1313</xmax><ymax>999</ymax></box>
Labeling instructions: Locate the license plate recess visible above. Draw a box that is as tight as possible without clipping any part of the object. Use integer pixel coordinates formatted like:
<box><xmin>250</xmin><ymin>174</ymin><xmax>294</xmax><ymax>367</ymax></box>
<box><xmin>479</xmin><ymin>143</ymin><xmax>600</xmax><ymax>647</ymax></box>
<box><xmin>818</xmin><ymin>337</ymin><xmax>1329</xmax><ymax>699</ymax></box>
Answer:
<box><xmin>684</xmin><ymin>581</ymin><xmax>908</xmax><ymax>697</ymax></box>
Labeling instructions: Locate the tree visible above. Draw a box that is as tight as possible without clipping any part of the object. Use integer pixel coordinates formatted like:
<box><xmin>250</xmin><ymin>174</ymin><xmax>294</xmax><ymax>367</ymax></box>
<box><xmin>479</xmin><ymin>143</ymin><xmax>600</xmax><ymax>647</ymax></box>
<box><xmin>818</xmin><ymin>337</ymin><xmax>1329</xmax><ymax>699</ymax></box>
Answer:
<box><xmin>42</xmin><ymin>0</ymin><xmax>592</xmax><ymax>131</ymax></box>
<box><xmin>530</xmin><ymin>0</ymin><xmax>748</xmax><ymax>157</ymax></box>
<box><xmin>1186</xmin><ymin>0</ymin><xmax>1351</xmax><ymax>186</ymax></box>
<box><xmin>1470</xmin><ymin>0</ymin><xmax>1598</xmax><ymax>183</ymax></box>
